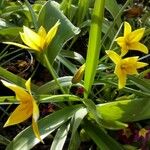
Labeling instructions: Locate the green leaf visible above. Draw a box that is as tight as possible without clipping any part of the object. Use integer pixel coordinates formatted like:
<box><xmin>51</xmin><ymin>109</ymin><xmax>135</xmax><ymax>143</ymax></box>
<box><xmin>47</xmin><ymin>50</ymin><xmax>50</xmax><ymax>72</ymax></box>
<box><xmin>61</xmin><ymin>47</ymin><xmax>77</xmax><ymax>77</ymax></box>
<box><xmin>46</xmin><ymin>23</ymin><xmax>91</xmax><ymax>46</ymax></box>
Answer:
<box><xmin>0</xmin><ymin>67</ymin><xmax>38</xmax><ymax>92</ymax></box>
<box><xmin>97</xmin><ymin>98</ymin><xmax>150</xmax><ymax>122</ymax></box>
<box><xmin>0</xmin><ymin>134</ymin><xmax>10</xmax><ymax>145</ymax></box>
<box><xmin>0</xmin><ymin>26</ymin><xmax>22</xmax><ymax>41</ymax></box>
<box><xmin>38</xmin><ymin>94</ymin><xmax>81</xmax><ymax>103</ymax></box>
<box><xmin>100</xmin><ymin>120</ymin><xmax>128</xmax><ymax>130</ymax></box>
<box><xmin>38</xmin><ymin>1</ymin><xmax>80</xmax><ymax>64</ymax></box>
<box><xmin>0</xmin><ymin>96</ymin><xmax>16</xmax><ymax>104</ymax></box>
<box><xmin>105</xmin><ymin>0</ymin><xmax>121</xmax><ymax>27</ymax></box>
<box><xmin>59</xmin><ymin>50</ymin><xmax>85</xmax><ymax>64</ymax></box>
<box><xmin>68</xmin><ymin>108</ymin><xmax>87</xmax><ymax>149</ymax></box>
<box><xmin>6</xmin><ymin>105</ymin><xmax>84</xmax><ymax>150</ymax></box>
<box><xmin>128</xmin><ymin>75</ymin><xmax>150</xmax><ymax>92</ymax></box>
<box><xmin>50</xmin><ymin>123</ymin><xmax>70</xmax><ymax>150</ymax></box>
<box><xmin>57</xmin><ymin>55</ymin><xmax>77</xmax><ymax>74</ymax></box>
<box><xmin>83</xmin><ymin>119</ymin><xmax>123</xmax><ymax>150</ymax></box>
<box><xmin>0</xmin><ymin>94</ymin><xmax>81</xmax><ymax>104</ymax></box>
<box><xmin>37</xmin><ymin>76</ymin><xmax>83</xmax><ymax>94</ymax></box>
<box><xmin>68</xmin><ymin>131</ymin><xmax>81</xmax><ymax>150</ymax></box>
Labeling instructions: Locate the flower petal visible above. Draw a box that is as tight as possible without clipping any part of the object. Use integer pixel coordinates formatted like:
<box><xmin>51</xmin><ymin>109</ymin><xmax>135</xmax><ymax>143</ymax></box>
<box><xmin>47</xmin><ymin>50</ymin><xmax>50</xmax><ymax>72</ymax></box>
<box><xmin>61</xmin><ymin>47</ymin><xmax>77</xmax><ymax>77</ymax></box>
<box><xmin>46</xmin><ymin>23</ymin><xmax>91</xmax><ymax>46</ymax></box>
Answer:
<box><xmin>32</xmin><ymin>119</ymin><xmax>43</xmax><ymax>143</ymax></box>
<box><xmin>38</xmin><ymin>26</ymin><xmax>47</xmax><ymax>38</ymax></box>
<box><xmin>129</xmin><ymin>42</ymin><xmax>148</xmax><ymax>54</ymax></box>
<box><xmin>22</xmin><ymin>26</ymin><xmax>43</xmax><ymax>51</ymax></box>
<box><xmin>115</xmin><ymin>37</ymin><xmax>129</xmax><ymax>56</ymax></box>
<box><xmin>72</xmin><ymin>63</ymin><xmax>85</xmax><ymax>84</ymax></box>
<box><xmin>32</xmin><ymin>99</ymin><xmax>39</xmax><ymax>122</ymax></box>
<box><xmin>3</xmin><ymin>42</ymin><xmax>30</xmax><ymax>49</ymax></box>
<box><xmin>106</xmin><ymin>50</ymin><xmax>121</xmax><ymax>64</ymax></box>
<box><xmin>124</xmin><ymin>22</ymin><xmax>132</xmax><ymax>36</ymax></box>
<box><xmin>20</xmin><ymin>32</ymin><xmax>41</xmax><ymax>52</ymax></box>
<box><xmin>128</xmin><ymin>28</ymin><xmax>145</xmax><ymax>42</ymax></box>
<box><xmin>4</xmin><ymin>102</ymin><xmax>32</xmax><ymax>127</ymax></box>
<box><xmin>137</xmin><ymin>62</ymin><xmax>148</xmax><ymax>69</ymax></box>
<box><xmin>1</xmin><ymin>80</ymin><xmax>30</xmax><ymax>102</ymax></box>
<box><xmin>123</xmin><ymin>57</ymin><xmax>139</xmax><ymax>74</ymax></box>
<box><xmin>115</xmin><ymin>37</ymin><xmax>125</xmax><ymax>47</ymax></box>
<box><xmin>45</xmin><ymin>21</ymin><xmax>60</xmax><ymax>49</ymax></box>
<box><xmin>25</xmin><ymin>78</ymin><xmax>31</xmax><ymax>94</ymax></box>
<box><xmin>115</xmin><ymin>66</ymin><xmax>127</xmax><ymax>89</ymax></box>
<box><xmin>118</xmin><ymin>73</ymin><xmax>127</xmax><ymax>89</ymax></box>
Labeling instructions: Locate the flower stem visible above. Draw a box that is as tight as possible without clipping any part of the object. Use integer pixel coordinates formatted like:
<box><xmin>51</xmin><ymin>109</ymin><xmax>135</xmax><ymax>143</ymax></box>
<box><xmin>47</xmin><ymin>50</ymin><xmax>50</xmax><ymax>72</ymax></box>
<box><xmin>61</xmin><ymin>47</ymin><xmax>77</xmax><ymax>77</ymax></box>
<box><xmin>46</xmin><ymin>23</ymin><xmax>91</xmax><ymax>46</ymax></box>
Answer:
<box><xmin>84</xmin><ymin>0</ymin><xmax>105</xmax><ymax>98</ymax></box>
<box><xmin>43</xmin><ymin>53</ymin><xmax>65</xmax><ymax>94</ymax></box>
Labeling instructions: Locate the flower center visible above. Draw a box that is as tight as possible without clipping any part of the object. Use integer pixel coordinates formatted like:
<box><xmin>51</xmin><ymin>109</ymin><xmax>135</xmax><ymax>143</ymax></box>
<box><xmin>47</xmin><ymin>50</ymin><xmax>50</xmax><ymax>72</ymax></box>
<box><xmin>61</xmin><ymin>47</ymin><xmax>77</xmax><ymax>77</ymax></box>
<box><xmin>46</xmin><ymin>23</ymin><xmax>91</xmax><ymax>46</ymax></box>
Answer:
<box><xmin>121</xmin><ymin>64</ymin><xmax>128</xmax><ymax>73</ymax></box>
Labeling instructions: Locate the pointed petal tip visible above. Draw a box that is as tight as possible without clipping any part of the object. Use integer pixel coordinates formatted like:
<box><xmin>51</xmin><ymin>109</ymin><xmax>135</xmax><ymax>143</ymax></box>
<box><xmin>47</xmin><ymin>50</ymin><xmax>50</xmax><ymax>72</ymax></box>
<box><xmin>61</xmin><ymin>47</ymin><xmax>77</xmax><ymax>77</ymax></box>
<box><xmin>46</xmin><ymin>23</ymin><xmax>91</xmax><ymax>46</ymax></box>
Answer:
<box><xmin>1</xmin><ymin>79</ymin><xmax>11</xmax><ymax>87</ymax></box>
<box><xmin>56</xmin><ymin>20</ymin><xmax>61</xmax><ymax>25</ymax></box>
<box><xmin>3</xmin><ymin>121</ymin><xmax>11</xmax><ymax>128</ymax></box>
<box><xmin>3</xmin><ymin>123</ymin><xmax>8</xmax><ymax>128</ymax></box>
<box><xmin>105</xmin><ymin>50</ymin><xmax>111</xmax><ymax>54</ymax></box>
<box><xmin>25</xmin><ymin>78</ymin><xmax>31</xmax><ymax>93</ymax></box>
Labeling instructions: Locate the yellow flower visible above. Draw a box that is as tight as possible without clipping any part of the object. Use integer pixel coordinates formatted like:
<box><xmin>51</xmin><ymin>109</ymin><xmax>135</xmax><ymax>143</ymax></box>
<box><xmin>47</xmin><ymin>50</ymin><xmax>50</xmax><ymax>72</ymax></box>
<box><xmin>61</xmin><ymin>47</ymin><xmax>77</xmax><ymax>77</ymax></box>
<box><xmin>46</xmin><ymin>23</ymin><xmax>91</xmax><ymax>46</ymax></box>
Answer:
<box><xmin>116</xmin><ymin>21</ymin><xmax>148</xmax><ymax>56</ymax></box>
<box><xmin>138</xmin><ymin>128</ymin><xmax>149</xmax><ymax>138</ymax></box>
<box><xmin>72</xmin><ymin>63</ymin><xmax>85</xmax><ymax>84</ymax></box>
<box><xmin>1</xmin><ymin>78</ymin><xmax>43</xmax><ymax>142</ymax></box>
<box><xmin>4</xmin><ymin>21</ymin><xmax>60</xmax><ymax>52</ymax></box>
<box><xmin>106</xmin><ymin>50</ymin><xmax>148</xmax><ymax>89</ymax></box>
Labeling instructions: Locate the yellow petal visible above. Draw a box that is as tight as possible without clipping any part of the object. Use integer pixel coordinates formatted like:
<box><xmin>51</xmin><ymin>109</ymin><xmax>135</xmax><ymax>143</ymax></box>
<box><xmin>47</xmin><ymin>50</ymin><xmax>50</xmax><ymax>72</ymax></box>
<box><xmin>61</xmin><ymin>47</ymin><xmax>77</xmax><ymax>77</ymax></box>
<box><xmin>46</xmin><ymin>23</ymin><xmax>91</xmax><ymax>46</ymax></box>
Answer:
<box><xmin>120</xmin><ymin>47</ymin><xmax>128</xmax><ymax>57</ymax></box>
<box><xmin>124</xmin><ymin>22</ymin><xmax>132</xmax><ymax>36</ymax></box>
<box><xmin>22</xmin><ymin>26</ymin><xmax>43</xmax><ymax>51</ymax></box>
<box><xmin>115</xmin><ymin>37</ymin><xmax>129</xmax><ymax>56</ymax></box>
<box><xmin>72</xmin><ymin>63</ymin><xmax>85</xmax><ymax>84</ymax></box>
<box><xmin>45</xmin><ymin>21</ymin><xmax>60</xmax><ymax>49</ymax></box>
<box><xmin>115</xmin><ymin>37</ymin><xmax>125</xmax><ymax>47</ymax></box>
<box><xmin>118</xmin><ymin>73</ymin><xmax>127</xmax><ymax>89</ymax></box>
<box><xmin>129</xmin><ymin>42</ymin><xmax>148</xmax><ymax>54</ymax></box>
<box><xmin>3</xmin><ymin>42</ymin><xmax>30</xmax><ymax>49</ymax></box>
<box><xmin>4</xmin><ymin>102</ymin><xmax>32</xmax><ymax>127</ymax></box>
<box><xmin>120</xmin><ymin>57</ymin><xmax>139</xmax><ymax>75</ymax></box>
<box><xmin>137</xmin><ymin>62</ymin><xmax>148</xmax><ymax>69</ymax></box>
<box><xmin>32</xmin><ymin>118</ymin><xmax>43</xmax><ymax>143</ymax></box>
<box><xmin>32</xmin><ymin>99</ymin><xmax>39</xmax><ymax>122</ymax></box>
<box><xmin>106</xmin><ymin>50</ymin><xmax>121</xmax><ymax>64</ymax></box>
<box><xmin>128</xmin><ymin>28</ymin><xmax>145</xmax><ymax>43</ymax></box>
<box><xmin>25</xmin><ymin>78</ymin><xmax>31</xmax><ymax>94</ymax></box>
<box><xmin>1</xmin><ymin>80</ymin><xmax>30</xmax><ymax>102</ymax></box>
<box><xmin>38</xmin><ymin>26</ymin><xmax>47</xmax><ymax>38</ymax></box>
<box><xmin>115</xmin><ymin>66</ymin><xmax>127</xmax><ymax>89</ymax></box>
<box><xmin>20</xmin><ymin>32</ymin><xmax>41</xmax><ymax>52</ymax></box>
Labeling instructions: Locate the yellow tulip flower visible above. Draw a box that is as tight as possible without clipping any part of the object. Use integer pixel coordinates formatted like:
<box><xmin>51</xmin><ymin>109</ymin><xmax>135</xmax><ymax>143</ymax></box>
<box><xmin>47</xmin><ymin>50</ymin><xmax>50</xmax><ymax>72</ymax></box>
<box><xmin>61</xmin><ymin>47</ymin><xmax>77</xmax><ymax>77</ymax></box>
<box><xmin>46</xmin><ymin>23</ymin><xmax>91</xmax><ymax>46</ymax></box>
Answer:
<box><xmin>116</xmin><ymin>21</ymin><xmax>148</xmax><ymax>56</ymax></box>
<box><xmin>1</xmin><ymin>78</ymin><xmax>43</xmax><ymax>142</ymax></box>
<box><xmin>106</xmin><ymin>50</ymin><xmax>148</xmax><ymax>89</ymax></box>
<box><xmin>4</xmin><ymin>21</ymin><xmax>60</xmax><ymax>52</ymax></box>
<box><xmin>72</xmin><ymin>63</ymin><xmax>85</xmax><ymax>84</ymax></box>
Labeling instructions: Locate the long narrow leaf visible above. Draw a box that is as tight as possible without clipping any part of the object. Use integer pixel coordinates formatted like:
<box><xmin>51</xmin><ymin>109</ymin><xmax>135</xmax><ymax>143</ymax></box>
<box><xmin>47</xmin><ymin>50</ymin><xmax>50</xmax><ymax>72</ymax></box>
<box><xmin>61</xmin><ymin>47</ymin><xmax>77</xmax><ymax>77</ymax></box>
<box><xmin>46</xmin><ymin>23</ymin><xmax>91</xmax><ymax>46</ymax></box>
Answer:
<box><xmin>0</xmin><ymin>67</ymin><xmax>38</xmax><ymax>91</ymax></box>
<box><xmin>68</xmin><ymin>108</ymin><xmax>87</xmax><ymax>149</ymax></box>
<box><xmin>0</xmin><ymin>135</ymin><xmax>10</xmax><ymax>145</ymax></box>
<box><xmin>83</xmin><ymin>119</ymin><xmax>123</xmax><ymax>150</ymax></box>
<box><xmin>50</xmin><ymin>123</ymin><xmax>70</xmax><ymax>150</ymax></box>
<box><xmin>84</xmin><ymin>0</ymin><xmax>105</xmax><ymax>98</ymax></box>
<box><xmin>37</xmin><ymin>76</ymin><xmax>83</xmax><ymax>94</ymax></box>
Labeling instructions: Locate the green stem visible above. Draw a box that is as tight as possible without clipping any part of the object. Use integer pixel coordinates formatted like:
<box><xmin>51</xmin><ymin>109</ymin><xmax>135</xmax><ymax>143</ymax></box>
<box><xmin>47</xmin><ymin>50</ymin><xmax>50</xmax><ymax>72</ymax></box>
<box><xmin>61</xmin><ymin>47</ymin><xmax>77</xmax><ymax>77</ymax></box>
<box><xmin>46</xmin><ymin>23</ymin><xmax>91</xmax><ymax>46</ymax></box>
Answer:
<box><xmin>84</xmin><ymin>0</ymin><xmax>105</xmax><ymax>98</ymax></box>
<box><xmin>43</xmin><ymin>53</ymin><xmax>65</xmax><ymax>94</ymax></box>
